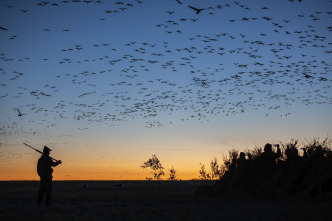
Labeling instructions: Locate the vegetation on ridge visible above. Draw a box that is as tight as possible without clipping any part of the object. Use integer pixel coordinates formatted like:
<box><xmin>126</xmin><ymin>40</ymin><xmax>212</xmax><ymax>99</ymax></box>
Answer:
<box><xmin>198</xmin><ymin>137</ymin><xmax>332</xmax><ymax>200</ymax></box>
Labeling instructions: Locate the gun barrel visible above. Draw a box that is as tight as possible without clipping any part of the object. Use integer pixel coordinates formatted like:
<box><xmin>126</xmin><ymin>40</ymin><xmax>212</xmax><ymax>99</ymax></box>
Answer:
<box><xmin>23</xmin><ymin>143</ymin><xmax>58</xmax><ymax>162</ymax></box>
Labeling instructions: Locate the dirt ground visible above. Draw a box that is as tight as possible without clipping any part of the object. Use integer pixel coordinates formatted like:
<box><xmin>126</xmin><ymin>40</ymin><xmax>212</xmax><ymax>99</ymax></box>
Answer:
<box><xmin>0</xmin><ymin>181</ymin><xmax>331</xmax><ymax>220</ymax></box>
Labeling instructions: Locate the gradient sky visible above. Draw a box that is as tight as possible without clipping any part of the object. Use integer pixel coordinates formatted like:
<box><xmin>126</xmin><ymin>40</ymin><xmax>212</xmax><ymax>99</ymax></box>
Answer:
<box><xmin>0</xmin><ymin>0</ymin><xmax>331</xmax><ymax>180</ymax></box>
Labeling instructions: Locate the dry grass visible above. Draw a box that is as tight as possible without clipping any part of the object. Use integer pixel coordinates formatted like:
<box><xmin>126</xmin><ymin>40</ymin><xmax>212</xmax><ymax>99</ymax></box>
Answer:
<box><xmin>1</xmin><ymin>180</ymin><xmax>331</xmax><ymax>220</ymax></box>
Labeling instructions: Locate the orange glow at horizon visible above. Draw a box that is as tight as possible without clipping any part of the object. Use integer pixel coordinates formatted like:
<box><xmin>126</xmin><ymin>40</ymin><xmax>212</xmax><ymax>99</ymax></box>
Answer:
<box><xmin>0</xmin><ymin>164</ymin><xmax>201</xmax><ymax>181</ymax></box>
<box><xmin>0</xmin><ymin>149</ymin><xmax>207</xmax><ymax>181</ymax></box>
<box><xmin>1</xmin><ymin>140</ymin><xmax>225</xmax><ymax>181</ymax></box>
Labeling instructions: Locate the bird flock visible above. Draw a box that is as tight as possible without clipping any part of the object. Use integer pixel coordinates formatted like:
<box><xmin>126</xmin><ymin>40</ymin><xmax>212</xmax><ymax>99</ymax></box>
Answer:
<box><xmin>0</xmin><ymin>0</ymin><xmax>331</xmax><ymax>147</ymax></box>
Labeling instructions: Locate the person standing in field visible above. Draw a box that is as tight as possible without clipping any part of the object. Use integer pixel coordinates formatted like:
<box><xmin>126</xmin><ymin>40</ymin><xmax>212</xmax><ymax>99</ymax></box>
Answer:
<box><xmin>36</xmin><ymin>146</ymin><xmax>62</xmax><ymax>207</ymax></box>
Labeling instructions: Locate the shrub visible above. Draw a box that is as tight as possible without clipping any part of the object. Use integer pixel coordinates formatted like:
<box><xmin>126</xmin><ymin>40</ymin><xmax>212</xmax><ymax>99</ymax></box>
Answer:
<box><xmin>168</xmin><ymin>166</ymin><xmax>177</xmax><ymax>181</ymax></box>
<box><xmin>141</xmin><ymin>154</ymin><xmax>165</xmax><ymax>180</ymax></box>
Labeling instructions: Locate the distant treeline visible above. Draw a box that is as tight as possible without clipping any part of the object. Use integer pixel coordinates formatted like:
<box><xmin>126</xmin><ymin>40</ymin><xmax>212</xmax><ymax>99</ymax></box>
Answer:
<box><xmin>198</xmin><ymin>138</ymin><xmax>332</xmax><ymax>201</ymax></box>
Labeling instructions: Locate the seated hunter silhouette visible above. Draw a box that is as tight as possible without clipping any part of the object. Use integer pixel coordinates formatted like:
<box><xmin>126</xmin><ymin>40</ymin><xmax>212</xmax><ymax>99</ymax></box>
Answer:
<box><xmin>259</xmin><ymin>143</ymin><xmax>281</xmax><ymax>168</ymax></box>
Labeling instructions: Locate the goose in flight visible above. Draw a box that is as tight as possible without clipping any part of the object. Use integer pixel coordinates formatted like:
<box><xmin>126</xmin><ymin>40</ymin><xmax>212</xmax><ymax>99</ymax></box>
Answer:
<box><xmin>16</xmin><ymin>109</ymin><xmax>25</xmax><ymax>117</ymax></box>
<box><xmin>188</xmin><ymin>6</ymin><xmax>205</xmax><ymax>14</ymax></box>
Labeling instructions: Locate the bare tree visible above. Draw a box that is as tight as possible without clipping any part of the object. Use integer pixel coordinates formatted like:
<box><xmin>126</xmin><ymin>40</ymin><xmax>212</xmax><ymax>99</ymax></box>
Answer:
<box><xmin>199</xmin><ymin>163</ymin><xmax>211</xmax><ymax>180</ymax></box>
<box><xmin>141</xmin><ymin>154</ymin><xmax>165</xmax><ymax>180</ymax></box>
<box><xmin>210</xmin><ymin>157</ymin><xmax>221</xmax><ymax>180</ymax></box>
<box><xmin>198</xmin><ymin>157</ymin><xmax>226</xmax><ymax>180</ymax></box>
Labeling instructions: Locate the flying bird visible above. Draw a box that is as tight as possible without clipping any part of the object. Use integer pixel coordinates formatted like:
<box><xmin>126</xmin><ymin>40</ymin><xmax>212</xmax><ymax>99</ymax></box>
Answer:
<box><xmin>188</xmin><ymin>6</ymin><xmax>205</xmax><ymax>14</ymax></box>
<box><xmin>16</xmin><ymin>109</ymin><xmax>25</xmax><ymax>117</ymax></box>
<box><xmin>175</xmin><ymin>0</ymin><xmax>182</xmax><ymax>5</ymax></box>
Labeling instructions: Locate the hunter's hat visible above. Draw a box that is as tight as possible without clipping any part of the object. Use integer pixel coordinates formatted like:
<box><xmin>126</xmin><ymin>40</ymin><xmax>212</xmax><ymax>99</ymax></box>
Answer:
<box><xmin>43</xmin><ymin>146</ymin><xmax>52</xmax><ymax>153</ymax></box>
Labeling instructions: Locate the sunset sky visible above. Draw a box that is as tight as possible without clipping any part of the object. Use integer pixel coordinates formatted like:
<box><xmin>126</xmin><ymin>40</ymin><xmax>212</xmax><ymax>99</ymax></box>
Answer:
<box><xmin>0</xmin><ymin>0</ymin><xmax>331</xmax><ymax>180</ymax></box>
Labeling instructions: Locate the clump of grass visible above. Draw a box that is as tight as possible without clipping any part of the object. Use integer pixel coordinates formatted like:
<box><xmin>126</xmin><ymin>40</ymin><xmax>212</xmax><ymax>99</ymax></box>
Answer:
<box><xmin>209</xmin><ymin>137</ymin><xmax>332</xmax><ymax>201</ymax></box>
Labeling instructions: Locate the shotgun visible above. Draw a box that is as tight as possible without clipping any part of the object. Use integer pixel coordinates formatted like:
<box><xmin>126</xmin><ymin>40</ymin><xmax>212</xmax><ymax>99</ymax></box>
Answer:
<box><xmin>23</xmin><ymin>143</ymin><xmax>59</xmax><ymax>162</ymax></box>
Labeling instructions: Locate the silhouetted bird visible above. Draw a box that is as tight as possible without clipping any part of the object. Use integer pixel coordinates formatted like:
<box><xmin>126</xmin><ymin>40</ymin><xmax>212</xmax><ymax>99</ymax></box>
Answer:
<box><xmin>17</xmin><ymin>109</ymin><xmax>25</xmax><ymax>117</ymax></box>
<box><xmin>188</xmin><ymin>6</ymin><xmax>205</xmax><ymax>14</ymax></box>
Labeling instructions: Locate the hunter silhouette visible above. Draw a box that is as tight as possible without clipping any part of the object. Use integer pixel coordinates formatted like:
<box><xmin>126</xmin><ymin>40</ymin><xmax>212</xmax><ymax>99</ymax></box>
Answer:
<box><xmin>237</xmin><ymin>152</ymin><xmax>247</xmax><ymax>166</ymax></box>
<box><xmin>36</xmin><ymin>146</ymin><xmax>61</xmax><ymax>206</ymax></box>
<box><xmin>260</xmin><ymin>143</ymin><xmax>281</xmax><ymax>168</ymax></box>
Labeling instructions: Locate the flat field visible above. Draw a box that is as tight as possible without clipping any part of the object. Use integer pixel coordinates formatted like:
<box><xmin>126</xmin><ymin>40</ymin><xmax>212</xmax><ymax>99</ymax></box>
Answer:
<box><xmin>0</xmin><ymin>181</ymin><xmax>331</xmax><ymax>220</ymax></box>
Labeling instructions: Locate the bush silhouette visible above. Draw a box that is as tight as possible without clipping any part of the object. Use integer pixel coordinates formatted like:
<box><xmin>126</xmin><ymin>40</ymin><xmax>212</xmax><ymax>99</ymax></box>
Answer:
<box><xmin>141</xmin><ymin>154</ymin><xmax>165</xmax><ymax>180</ymax></box>
<box><xmin>205</xmin><ymin>138</ymin><xmax>332</xmax><ymax>201</ymax></box>
<box><xmin>168</xmin><ymin>166</ymin><xmax>177</xmax><ymax>181</ymax></box>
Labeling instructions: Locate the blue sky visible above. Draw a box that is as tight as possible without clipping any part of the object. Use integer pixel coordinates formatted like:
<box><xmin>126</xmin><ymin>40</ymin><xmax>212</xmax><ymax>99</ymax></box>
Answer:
<box><xmin>0</xmin><ymin>0</ymin><xmax>331</xmax><ymax>180</ymax></box>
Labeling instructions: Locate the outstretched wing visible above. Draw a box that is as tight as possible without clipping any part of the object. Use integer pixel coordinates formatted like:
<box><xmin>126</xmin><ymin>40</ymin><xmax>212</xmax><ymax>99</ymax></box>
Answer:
<box><xmin>188</xmin><ymin>5</ymin><xmax>204</xmax><ymax>14</ymax></box>
<box><xmin>188</xmin><ymin>5</ymin><xmax>197</xmax><ymax>11</ymax></box>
